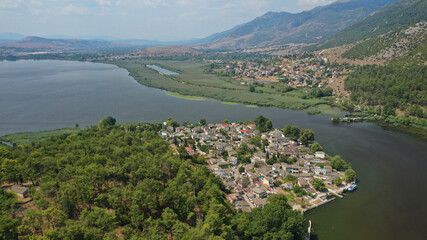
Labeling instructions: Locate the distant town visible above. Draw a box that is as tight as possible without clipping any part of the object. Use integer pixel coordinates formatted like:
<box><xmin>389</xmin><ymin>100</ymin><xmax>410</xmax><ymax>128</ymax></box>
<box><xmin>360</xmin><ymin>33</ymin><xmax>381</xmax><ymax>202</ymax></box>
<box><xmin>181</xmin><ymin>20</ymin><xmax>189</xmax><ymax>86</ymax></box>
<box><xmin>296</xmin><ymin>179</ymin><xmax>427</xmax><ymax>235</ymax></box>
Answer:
<box><xmin>206</xmin><ymin>53</ymin><xmax>341</xmax><ymax>90</ymax></box>
<box><xmin>159</xmin><ymin>120</ymin><xmax>357</xmax><ymax>213</ymax></box>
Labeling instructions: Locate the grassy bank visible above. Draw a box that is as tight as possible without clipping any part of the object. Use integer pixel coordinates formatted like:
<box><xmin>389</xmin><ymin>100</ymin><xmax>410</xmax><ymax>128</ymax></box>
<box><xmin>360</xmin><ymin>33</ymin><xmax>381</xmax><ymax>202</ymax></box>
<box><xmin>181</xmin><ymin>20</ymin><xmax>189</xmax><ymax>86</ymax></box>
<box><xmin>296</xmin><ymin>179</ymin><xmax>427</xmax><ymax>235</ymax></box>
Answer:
<box><xmin>307</xmin><ymin>104</ymin><xmax>342</xmax><ymax>115</ymax></box>
<box><xmin>376</xmin><ymin>121</ymin><xmax>427</xmax><ymax>141</ymax></box>
<box><xmin>105</xmin><ymin>59</ymin><xmax>328</xmax><ymax>110</ymax></box>
<box><xmin>167</xmin><ymin>92</ymin><xmax>205</xmax><ymax>100</ymax></box>
<box><xmin>0</xmin><ymin>128</ymin><xmax>81</xmax><ymax>145</ymax></box>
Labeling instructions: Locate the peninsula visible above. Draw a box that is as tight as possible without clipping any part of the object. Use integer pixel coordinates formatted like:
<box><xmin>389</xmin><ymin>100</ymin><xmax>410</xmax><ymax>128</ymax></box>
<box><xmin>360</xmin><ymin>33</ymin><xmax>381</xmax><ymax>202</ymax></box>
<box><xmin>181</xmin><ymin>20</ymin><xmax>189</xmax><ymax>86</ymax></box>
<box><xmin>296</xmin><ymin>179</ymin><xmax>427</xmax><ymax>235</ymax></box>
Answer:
<box><xmin>159</xmin><ymin>116</ymin><xmax>357</xmax><ymax>212</ymax></box>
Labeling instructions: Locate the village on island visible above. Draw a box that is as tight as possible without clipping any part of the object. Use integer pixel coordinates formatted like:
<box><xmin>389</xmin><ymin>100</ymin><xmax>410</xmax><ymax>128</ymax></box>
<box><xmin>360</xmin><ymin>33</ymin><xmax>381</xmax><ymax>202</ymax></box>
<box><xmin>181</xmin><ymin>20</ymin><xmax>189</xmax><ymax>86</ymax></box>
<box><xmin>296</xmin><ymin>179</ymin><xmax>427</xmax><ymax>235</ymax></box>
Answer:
<box><xmin>159</xmin><ymin>116</ymin><xmax>357</xmax><ymax>213</ymax></box>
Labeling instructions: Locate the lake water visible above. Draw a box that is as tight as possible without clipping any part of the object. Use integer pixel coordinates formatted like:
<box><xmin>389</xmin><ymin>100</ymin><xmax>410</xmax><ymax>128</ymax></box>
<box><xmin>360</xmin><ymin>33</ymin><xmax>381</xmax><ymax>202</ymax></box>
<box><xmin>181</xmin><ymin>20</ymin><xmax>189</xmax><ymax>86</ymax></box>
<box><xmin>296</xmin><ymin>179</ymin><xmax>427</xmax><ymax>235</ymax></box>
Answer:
<box><xmin>1</xmin><ymin>60</ymin><xmax>426</xmax><ymax>239</ymax></box>
<box><xmin>146</xmin><ymin>64</ymin><xmax>179</xmax><ymax>75</ymax></box>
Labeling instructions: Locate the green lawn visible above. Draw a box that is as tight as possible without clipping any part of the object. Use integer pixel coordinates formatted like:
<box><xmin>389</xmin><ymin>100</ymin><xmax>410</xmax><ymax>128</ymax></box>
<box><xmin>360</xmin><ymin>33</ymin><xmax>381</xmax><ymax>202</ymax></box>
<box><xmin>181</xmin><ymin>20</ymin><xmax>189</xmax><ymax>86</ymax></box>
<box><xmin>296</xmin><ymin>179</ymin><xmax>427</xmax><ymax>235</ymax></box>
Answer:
<box><xmin>0</xmin><ymin>128</ymin><xmax>81</xmax><ymax>145</ymax></box>
<box><xmin>106</xmin><ymin>59</ymin><xmax>328</xmax><ymax>110</ymax></box>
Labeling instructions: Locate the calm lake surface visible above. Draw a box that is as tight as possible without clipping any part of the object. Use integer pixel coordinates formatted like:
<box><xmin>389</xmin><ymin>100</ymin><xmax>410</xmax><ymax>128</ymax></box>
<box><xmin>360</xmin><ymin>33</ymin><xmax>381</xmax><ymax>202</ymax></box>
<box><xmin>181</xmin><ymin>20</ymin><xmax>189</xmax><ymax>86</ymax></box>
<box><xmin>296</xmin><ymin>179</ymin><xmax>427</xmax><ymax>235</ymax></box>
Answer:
<box><xmin>1</xmin><ymin>60</ymin><xmax>426</xmax><ymax>239</ymax></box>
<box><xmin>146</xmin><ymin>64</ymin><xmax>179</xmax><ymax>75</ymax></box>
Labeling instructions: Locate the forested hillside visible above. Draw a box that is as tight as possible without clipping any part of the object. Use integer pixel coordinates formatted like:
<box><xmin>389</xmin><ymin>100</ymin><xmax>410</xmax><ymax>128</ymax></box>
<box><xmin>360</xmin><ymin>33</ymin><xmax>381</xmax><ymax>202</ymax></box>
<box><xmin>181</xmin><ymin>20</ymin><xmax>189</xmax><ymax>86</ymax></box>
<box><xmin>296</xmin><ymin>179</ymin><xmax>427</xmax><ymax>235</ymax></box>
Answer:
<box><xmin>346</xmin><ymin>64</ymin><xmax>426</xmax><ymax>111</ymax></box>
<box><xmin>319</xmin><ymin>0</ymin><xmax>426</xmax><ymax>50</ymax></box>
<box><xmin>314</xmin><ymin>0</ymin><xmax>427</xmax><ymax>123</ymax></box>
<box><xmin>0</xmin><ymin>118</ymin><xmax>307</xmax><ymax>239</ymax></box>
<box><xmin>341</xmin><ymin>21</ymin><xmax>426</xmax><ymax>61</ymax></box>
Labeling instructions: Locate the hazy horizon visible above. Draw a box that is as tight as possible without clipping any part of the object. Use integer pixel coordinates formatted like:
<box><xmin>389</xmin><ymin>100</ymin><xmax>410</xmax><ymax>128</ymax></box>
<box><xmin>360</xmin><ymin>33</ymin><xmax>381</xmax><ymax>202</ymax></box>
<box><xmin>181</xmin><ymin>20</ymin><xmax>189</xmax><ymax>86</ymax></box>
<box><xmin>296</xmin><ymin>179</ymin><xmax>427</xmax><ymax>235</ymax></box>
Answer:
<box><xmin>1</xmin><ymin>0</ymin><xmax>332</xmax><ymax>41</ymax></box>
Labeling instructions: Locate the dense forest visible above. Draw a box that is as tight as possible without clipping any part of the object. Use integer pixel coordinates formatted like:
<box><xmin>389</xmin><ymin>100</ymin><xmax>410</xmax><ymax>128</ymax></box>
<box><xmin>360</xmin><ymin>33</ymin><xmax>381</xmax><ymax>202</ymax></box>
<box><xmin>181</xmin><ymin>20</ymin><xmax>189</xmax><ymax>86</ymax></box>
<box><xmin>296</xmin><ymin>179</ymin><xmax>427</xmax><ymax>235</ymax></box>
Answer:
<box><xmin>345</xmin><ymin>64</ymin><xmax>426</xmax><ymax>115</ymax></box>
<box><xmin>0</xmin><ymin>118</ymin><xmax>307</xmax><ymax>240</ymax></box>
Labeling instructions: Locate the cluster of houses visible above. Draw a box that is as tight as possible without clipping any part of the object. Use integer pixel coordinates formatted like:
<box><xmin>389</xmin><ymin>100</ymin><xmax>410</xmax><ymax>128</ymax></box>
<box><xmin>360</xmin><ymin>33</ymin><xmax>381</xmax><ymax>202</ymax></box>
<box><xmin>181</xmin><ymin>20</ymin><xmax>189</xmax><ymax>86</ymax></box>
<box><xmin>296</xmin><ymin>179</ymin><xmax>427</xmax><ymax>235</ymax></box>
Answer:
<box><xmin>213</xmin><ymin>54</ymin><xmax>340</xmax><ymax>88</ymax></box>
<box><xmin>159</xmin><ymin>122</ymin><xmax>349</xmax><ymax>212</ymax></box>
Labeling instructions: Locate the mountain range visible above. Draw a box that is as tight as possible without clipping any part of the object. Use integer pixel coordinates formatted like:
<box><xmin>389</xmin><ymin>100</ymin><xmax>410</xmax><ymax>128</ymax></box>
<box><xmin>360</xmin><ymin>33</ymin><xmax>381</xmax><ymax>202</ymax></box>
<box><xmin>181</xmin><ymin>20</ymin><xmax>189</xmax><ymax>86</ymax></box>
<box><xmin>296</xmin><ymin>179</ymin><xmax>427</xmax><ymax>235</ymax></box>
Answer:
<box><xmin>1</xmin><ymin>0</ymin><xmax>425</xmax><ymax>55</ymax></box>
<box><xmin>0</xmin><ymin>36</ymin><xmax>129</xmax><ymax>52</ymax></box>
<box><xmin>198</xmin><ymin>0</ymin><xmax>400</xmax><ymax>49</ymax></box>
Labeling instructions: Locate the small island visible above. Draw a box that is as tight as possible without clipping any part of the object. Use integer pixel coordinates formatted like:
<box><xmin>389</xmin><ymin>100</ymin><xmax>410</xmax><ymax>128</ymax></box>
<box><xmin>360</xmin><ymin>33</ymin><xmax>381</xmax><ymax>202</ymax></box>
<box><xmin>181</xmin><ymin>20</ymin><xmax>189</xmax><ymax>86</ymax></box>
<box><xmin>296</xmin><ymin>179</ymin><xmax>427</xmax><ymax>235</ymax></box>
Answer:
<box><xmin>159</xmin><ymin>116</ymin><xmax>357</xmax><ymax>212</ymax></box>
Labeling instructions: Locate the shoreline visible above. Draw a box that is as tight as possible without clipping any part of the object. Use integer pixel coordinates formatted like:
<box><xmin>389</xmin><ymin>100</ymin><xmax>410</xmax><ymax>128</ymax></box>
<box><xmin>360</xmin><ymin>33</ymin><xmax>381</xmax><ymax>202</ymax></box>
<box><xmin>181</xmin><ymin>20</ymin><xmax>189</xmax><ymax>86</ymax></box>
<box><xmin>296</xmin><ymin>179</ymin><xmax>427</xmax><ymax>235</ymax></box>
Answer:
<box><xmin>103</xmin><ymin>59</ymin><xmax>332</xmax><ymax>113</ymax></box>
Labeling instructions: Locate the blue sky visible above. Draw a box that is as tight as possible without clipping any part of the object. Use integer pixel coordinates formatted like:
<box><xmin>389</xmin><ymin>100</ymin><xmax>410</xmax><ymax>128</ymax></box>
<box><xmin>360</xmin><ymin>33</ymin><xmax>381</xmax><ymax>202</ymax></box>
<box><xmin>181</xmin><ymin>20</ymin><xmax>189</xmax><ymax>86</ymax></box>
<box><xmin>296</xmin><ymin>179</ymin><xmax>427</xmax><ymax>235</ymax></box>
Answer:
<box><xmin>1</xmin><ymin>0</ymin><xmax>332</xmax><ymax>41</ymax></box>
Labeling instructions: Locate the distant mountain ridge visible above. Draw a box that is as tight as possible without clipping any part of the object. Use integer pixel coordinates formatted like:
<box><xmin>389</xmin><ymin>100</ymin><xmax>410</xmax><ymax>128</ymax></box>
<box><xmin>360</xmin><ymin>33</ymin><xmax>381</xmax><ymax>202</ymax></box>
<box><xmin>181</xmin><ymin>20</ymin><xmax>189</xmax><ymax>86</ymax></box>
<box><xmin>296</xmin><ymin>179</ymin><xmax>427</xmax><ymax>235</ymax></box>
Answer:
<box><xmin>199</xmin><ymin>0</ymin><xmax>399</xmax><ymax>49</ymax></box>
<box><xmin>0</xmin><ymin>36</ymin><xmax>128</xmax><ymax>52</ymax></box>
<box><xmin>130</xmin><ymin>46</ymin><xmax>201</xmax><ymax>57</ymax></box>
<box><xmin>0</xmin><ymin>33</ymin><xmax>203</xmax><ymax>49</ymax></box>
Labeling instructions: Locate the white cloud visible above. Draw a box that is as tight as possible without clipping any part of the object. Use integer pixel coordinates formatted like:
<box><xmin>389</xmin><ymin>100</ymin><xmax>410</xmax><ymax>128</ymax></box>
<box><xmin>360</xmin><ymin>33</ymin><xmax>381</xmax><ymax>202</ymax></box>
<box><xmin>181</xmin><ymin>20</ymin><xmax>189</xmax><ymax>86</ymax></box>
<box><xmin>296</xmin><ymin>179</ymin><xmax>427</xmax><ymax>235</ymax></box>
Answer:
<box><xmin>30</xmin><ymin>0</ymin><xmax>42</xmax><ymax>6</ymax></box>
<box><xmin>136</xmin><ymin>0</ymin><xmax>169</xmax><ymax>8</ymax></box>
<box><xmin>244</xmin><ymin>0</ymin><xmax>271</xmax><ymax>10</ymax></box>
<box><xmin>59</xmin><ymin>4</ymin><xmax>90</xmax><ymax>15</ymax></box>
<box><xmin>96</xmin><ymin>0</ymin><xmax>112</xmax><ymax>6</ymax></box>
<box><xmin>298</xmin><ymin>0</ymin><xmax>330</xmax><ymax>5</ymax></box>
<box><xmin>0</xmin><ymin>0</ymin><xmax>22</xmax><ymax>8</ymax></box>
<box><xmin>176</xmin><ymin>0</ymin><xmax>192</xmax><ymax>6</ymax></box>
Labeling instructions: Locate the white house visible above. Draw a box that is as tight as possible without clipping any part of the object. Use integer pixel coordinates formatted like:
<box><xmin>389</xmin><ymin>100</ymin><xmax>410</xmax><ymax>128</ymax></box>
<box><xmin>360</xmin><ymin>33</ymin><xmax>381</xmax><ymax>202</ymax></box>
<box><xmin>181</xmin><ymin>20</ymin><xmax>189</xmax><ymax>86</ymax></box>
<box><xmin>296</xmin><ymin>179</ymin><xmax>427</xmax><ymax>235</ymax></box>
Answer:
<box><xmin>315</xmin><ymin>152</ymin><xmax>326</xmax><ymax>158</ymax></box>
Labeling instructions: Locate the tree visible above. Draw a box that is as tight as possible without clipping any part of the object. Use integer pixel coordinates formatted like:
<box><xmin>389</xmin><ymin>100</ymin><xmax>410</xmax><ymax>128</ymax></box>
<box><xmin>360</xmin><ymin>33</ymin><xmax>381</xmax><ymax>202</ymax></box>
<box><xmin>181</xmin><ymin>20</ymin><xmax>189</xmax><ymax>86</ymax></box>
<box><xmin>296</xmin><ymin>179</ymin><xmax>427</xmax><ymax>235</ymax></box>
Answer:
<box><xmin>167</xmin><ymin>117</ymin><xmax>179</xmax><ymax>128</ymax></box>
<box><xmin>98</xmin><ymin>116</ymin><xmax>116</xmax><ymax>128</ymax></box>
<box><xmin>408</xmin><ymin>105</ymin><xmax>424</xmax><ymax>118</ymax></box>
<box><xmin>254</xmin><ymin>115</ymin><xmax>273</xmax><ymax>133</ymax></box>
<box><xmin>80</xmin><ymin>207</ymin><xmax>117</xmax><ymax>234</ymax></box>
<box><xmin>282</xmin><ymin>125</ymin><xmax>300</xmax><ymax>141</ymax></box>
<box><xmin>273</xmin><ymin>180</ymin><xmax>282</xmax><ymax>187</ymax></box>
<box><xmin>287</xmin><ymin>157</ymin><xmax>297</xmax><ymax>164</ymax></box>
<box><xmin>330</xmin><ymin>155</ymin><xmax>348</xmax><ymax>170</ymax></box>
<box><xmin>244</xmin><ymin>120</ymin><xmax>253</xmax><ymax>125</ymax></box>
<box><xmin>310</xmin><ymin>142</ymin><xmax>323</xmax><ymax>152</ymax></box>
<box><xmin>300</xmin><ymin>129</ymin><xmax>315</xmax><ymax>146</ymax></box>
<box><xmin>344</xmin><ymin>169</ymin><xmax>356</xmax><ymax>182</ymax></box>
<box><xmin>279</xmin><ymin>155</ymin><xmax>288</xmax><ymax>163</ymax></box>
<box><xmin>221</xmin><ymin>150</ymin><xmax>229</xmax><ymax>160</ymax></box>
<box><xmin>267</xmin><ymin>194</ymin><xmax>290</xmax><ymax>209</ymax></box>
<box><xmin>266</xmin><ymin>157</ymin><xmax>276</xmax><ymax>165</ymax></box>
<box><xmin>237</xmin><ymin>143</ymin><xmax>250</xmax><ymax>156</ymax></box>
<box><xmin>375</xmin><ymin>106</ymin><xmax>382</xmax><ymax>116</ymax></box>
<box><xmin>1</xmin><ymin>159</ymin><xmax>20</xmax><ymax>184</ymax></box>
<box><xmin>183</xmin><ymin>121</ymin><xmax>192</xmax><ymax>127</ymax></box>
<box><xmin>312</xmin><ymin>178</ymin><xmax>326</xmax><ymax>191</ymax></box>
<box><xmin>262</xmin><ymin>139</ymin><xmax>269</xmax><ymax>147</ymax></box>
<box><xmin>223</xmin><ymin>119</ymin><xmax>229</xmax><ymax>124</ymax></box>
<box><xmin>0</xmin><ymin>216</ymin><xmax>18</xmax><ymax>240</ymax></box>
<box><xmin>233</xmin><ymin>202</ymin><xmax>306</xmax><ymax>239</ymax></box>
<box><xmin>239</xmin><ymin>166</ymin><xmax>245</xmax><ymax>173</ymax></box>
<box><xmin>249</xmin><ymin>136</ymin><xmax>262</xmax><ymax>148</ymax></box>
<box><xmin>249</xmin><ymin>85</ymin><xmax>255</xmax><ymax>92</ymax></box>
<box><xmin>334</xmin><ymin>177</ymin><xmax>343</xmax><ymax>186</ymax></box>
<box><xmin>383</xmin><ymin>104</ymin><xmax>396</xmax><ymax>117</ymax></box>
<box><xmin>200</xmin><ymin>118</ymin><xmax>207</xmax><ymax>126</ymax></box>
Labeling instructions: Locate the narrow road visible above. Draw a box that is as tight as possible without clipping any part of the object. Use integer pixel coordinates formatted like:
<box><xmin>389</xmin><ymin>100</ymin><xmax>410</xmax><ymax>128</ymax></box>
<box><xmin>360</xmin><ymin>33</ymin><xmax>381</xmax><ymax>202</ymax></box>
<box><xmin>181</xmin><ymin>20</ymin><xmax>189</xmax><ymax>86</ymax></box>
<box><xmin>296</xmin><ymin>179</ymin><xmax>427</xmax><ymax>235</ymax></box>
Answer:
<box><xmin>242</xmin><ymin>194</ymin><xmax>256</xmax><ymax>209</ymax></box>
